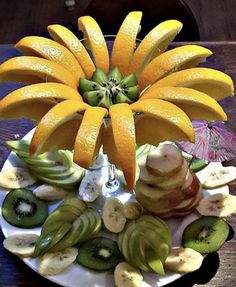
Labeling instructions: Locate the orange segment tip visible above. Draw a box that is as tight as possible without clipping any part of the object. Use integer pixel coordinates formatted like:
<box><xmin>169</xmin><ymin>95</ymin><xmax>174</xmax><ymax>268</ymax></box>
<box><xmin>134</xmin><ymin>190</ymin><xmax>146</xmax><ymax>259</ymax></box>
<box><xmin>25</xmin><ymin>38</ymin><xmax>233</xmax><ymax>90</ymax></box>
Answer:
<box><xmin>47</xmin><ymin>24</ymin><xmax>95</xmax><ymax>79</ymax></box>
<box><xmin>138</xmin><ymin>45</ymin><xmax>212</xmax><ymax>91</ymax></box>
<box><xmin>73</xmin><ymin>107</ymin><xmax>108</xmax><ymax>168</ymax></box>
<box><xmin>131</xmin><ymin>99</ymin><xmax>195</xmax><ymax>143</ymax></box>
<box><xmin>109</xmin><ymin>103</ymin><xmax>136</xmax><ymax>190</ymax></box>
<box><xmin>128</xmin><ymin>19</ymin><xmax>183</xmax><ymax>74</ymax></box>
<box><xmin>78</xmin><ymin>16</ymin><xmax>109</xmax><ymax>73</ymax></box>
<box><xmin>111</xmin><ymin>11</ymin><xmax>142</xmax><ymax>75</ymax></box>
<box><xmin>15</xmin><ymin>36</ymin><xmax>85</xmax><ymax>81</ymax></box>
<box><xmin>30</xmin><ymin>100</ymin><xmax>89</xmax><ymax>155</ymax></box>
<box><xmin>0</xmin><ymin>56</ymin><xmax>78</xmax><ymax>89</ymax></box>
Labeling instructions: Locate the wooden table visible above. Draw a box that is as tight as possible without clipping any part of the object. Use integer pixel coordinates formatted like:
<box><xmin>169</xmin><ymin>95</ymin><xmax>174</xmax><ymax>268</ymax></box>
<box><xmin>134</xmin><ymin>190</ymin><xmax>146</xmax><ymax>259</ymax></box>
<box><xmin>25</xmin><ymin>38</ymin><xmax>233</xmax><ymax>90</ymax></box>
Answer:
<box><xmin>0</xmin><ymin>42</ymin><xmax>236</xmax><ymax>287</ymax></box>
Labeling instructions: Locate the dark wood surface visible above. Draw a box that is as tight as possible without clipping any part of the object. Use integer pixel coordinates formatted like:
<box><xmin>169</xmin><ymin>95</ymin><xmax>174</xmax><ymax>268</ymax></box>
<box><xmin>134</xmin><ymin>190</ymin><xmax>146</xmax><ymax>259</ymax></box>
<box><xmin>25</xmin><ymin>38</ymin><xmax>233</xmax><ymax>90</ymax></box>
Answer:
<box><xmin>0</xmin><ymin>42</ymin><xmax>236</xmax><ymax>286</ymax></box>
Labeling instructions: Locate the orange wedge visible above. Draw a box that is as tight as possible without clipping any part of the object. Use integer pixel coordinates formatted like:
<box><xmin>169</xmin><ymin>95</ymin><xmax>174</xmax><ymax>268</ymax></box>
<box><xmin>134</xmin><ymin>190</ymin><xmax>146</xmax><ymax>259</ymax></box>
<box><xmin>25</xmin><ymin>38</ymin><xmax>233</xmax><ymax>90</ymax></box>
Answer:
<box><xmin>78</xmin><ymin>16</ymin><xmax>109</xmax><ymax>73</ymax></box>
<box><xmin>0</xmin><ymin>99</ymin><xmax>55</xmax><ymax>122</ymax></box>
<box><xmin>0</xmin><ymin>56</ymin><xmax>78</xmax><ymax>89</ymax></box>
<box><xmin>131</xmin><ymin>99</ymin><xmax>194</xmax><ymax>144</ymax></box>
<box><xmin>73</xmin><ymin>107</ymin><xmax>108</xmax><ymax>168</ymax></box>
<box><xmin>40</xmin><ymin>115</ymin><xmax>82</xmax><ymax>153</ymax></box>
<box><xmin>140</xmin><ymin>86</ymin><xmax>227</xmax><ymax>121</ymax></box>
<box><xmin>109</xmin><ymin>103</ymin><xmax>136</xmax><ymax>190</ymax></box>
<box><xmin>15</xmin><ymin>36</ymin><xmax>85</xmax><ymax>81</ymax></box>
<box><xmin>48</xmin><ymin>24</ymin><xmax>95</xmax><ymax>79</ymax></box>
<box><xmin>0</xmin><ymin>83</ymin><xmax>82</xmax><ymax>113</ymax></box>
<box><xmin>153</xmin><ymin>67</ymin><xmax>234</xmax><ymax>100</ymax></box>
<box><xmin>111</xmin><ymin>11</ymin><xmax>142</xmax><ymax>75</ymax></box>
<box><xmin>138</xmin><ymin>45</ymin><xmax>212</xmax><ymax>90</ymax></box>
<box><xmin>128</xmin><ymin>20</ymin><xmax>183</xmax><ymax>74</ymax></box>
<box><xmin>30</xmin><ymin>100</ymin><xmax>89</xmax><ymax>155</ymax></box>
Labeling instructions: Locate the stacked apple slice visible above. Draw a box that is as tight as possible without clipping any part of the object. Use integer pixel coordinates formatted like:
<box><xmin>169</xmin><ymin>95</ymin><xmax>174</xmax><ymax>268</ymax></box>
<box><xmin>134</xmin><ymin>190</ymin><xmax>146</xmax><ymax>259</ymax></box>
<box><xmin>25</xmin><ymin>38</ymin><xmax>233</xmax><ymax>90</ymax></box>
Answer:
<box><xmin>135</xmin><ymin>144</ymin><xmax>202</xmax><ymax>218</ymax></box>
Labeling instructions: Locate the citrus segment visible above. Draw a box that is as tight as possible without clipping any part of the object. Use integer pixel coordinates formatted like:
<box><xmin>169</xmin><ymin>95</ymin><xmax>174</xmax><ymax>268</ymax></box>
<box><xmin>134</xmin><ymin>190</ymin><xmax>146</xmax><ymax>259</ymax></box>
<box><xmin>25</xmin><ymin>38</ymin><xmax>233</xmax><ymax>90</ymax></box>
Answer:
<box><xmin>131</xmin><ymin>99</ymin><xmax>194</xmax><ymax>143</ymax></box>
<box><xmin>140</xmin><ymin>86</ymin><xmax>227</xmax><ymax>121</ymax></box>
<box><xmin>0</xmin><ymin>83</ymin><xmax>82</xmax><ymax>112</ymax></box>
<box><xmin>78</xmin><ymin>16</ymin><xmax>109</xmax><ymax>73</ymax></box>
<box><xmin>30</xmin><ymin>100</ymin><xmax>89</xmax><ymax>155</ymax></box>
<box><xmin>109</xmin><ymin>103</ymin><xmax>136</xmax><ymax>190</ymax></box>
<box><xmin>40</xmin><ymin>115</ymin><xmax>82</xmax><ymax>153</ymax></box>
<box><xmin>0</xmin><ymin>99</ymin><xmax>55</xmax><ymax>122</ymax></box>
<box><xmin>73</xmin><ymin>107</ymin><xmax>108</xmax><ymax>168</ymax></box>
<box><xmin>128</xmin><ymin>20</ymin><xmax>183</xmax><ymax>74</ymax></box>
<box><xmin>153</xmin><ymin>68</ymin><xmax>234</xmax><ymax>100</ymax></box>
<box><xmin>0</xmin><ymin>56</ymin><xmax>78</xmax><ymax>89</ymax></box>
<box><xmin>48</xmin><ymin>24</ymin><xmax>95</xmax><ymax>78</ymax></box>
<box><xmin>138</xmin><ymin>45</ymin><xmax>212</xmax><ymax>90</ymax></box>
<box><xmin>15</xmin><ymin>36</ymin><xmax>85</xmax><ymax>81</ymax></box>
<box><xmin>111</xmin><ymin>11</ymin><xmax>142</xmax><ymax>75</ymax></box>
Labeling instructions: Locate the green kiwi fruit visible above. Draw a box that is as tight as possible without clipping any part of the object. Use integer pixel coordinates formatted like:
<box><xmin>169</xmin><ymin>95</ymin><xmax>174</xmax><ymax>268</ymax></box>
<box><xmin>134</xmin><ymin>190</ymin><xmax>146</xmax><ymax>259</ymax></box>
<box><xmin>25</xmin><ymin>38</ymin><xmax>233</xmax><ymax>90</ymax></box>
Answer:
<box><xmin>76</xmin><ymin>237</ymin><xmax>123</xmax><ymax>271</ymax></box>
<box><xmin>2</xmin><ymin>188</ymin><xmax>48</xmax><ymax>228</ymax></box>
<box><xmin>182</xmin><ymin>216</ymin><xmax>229</xmax><ymax>254</ymax></box>
<box><xmin>190</xmin><ymin>158</ymin><xmax>208</xmax><ymax>172</ymax></box>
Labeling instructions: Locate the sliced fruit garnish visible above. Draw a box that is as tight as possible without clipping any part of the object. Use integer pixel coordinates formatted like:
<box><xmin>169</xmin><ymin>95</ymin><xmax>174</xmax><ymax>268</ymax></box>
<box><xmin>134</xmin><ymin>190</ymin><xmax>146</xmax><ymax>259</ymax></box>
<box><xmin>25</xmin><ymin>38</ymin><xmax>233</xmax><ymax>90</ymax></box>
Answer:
<box><xmin>47</xmin><ymin>24</ymin><xmax>95</xmax><ymax>78</ymax></box>
<box><xmin>138</xmin><ymin>45</ymin><xmax>212</xmax><ymax>90</ymax></box>
<box><xmin>111</xmin><ymin>11</ymin><xmax>142</xmax><ymax>75</ymax></box>
<box><xmin>73</xmin><ymin>106</ymin><xmax>107</xmax><ymax>168</ymax></box>
<box><xmin>15</xmin><ymin>36</ymin><xmax>85</xmax><ymax>81</ymax></box>
<box><xmin>131</xmin><ymin>99</ymin><xmax>194</xmax><ymax>145</ymax></box>
<box><xmin>114</xmin><ymin>262</ymin><xmax>143</xmax><ymax>287</ymax></box>
<box><xmin>0</xmin><ymin>99</ymin><xmax>55</xmax><ymax>122</ymax></box>
<box><xmin>30</xmin><ymin>100</ymin><xmax>89</xmax><ymax>155</ymax></box>
<box><xmin>78</xmin><ymin>16</ymin><xmax>109</xmax><ymax>73</ymax></box>
<box><xmin>152</xmin><ymin>67</ymin><xmax>234</xmax><ymax>100</ymax></box>
<box><xmin>128</xmin><ymin>20</ymin><xmax>183</xmax><ymax>74</ymax></box>
<box><xmin>141</xmin><ymin>86</ymin><xmax>227</xmax><ymax>121</ymax></box>
<box><xmin>109</xmin><ymin>103</ymin><xmax>136</xmax><ymax>190</ymax></box>
<box><xmin>0</xmin><ymin>56</ymin><xmax>78</xmax><ymax>89</ymax></box>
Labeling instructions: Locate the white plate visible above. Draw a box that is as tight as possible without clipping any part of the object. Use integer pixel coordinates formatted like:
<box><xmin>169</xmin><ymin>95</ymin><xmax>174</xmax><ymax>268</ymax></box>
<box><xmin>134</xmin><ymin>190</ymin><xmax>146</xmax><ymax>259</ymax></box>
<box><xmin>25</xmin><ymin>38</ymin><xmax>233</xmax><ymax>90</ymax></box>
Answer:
<box><xmin>0</xmin><ymin>130</ymin><xmax>229</xmax><ymax>287</ymax></box>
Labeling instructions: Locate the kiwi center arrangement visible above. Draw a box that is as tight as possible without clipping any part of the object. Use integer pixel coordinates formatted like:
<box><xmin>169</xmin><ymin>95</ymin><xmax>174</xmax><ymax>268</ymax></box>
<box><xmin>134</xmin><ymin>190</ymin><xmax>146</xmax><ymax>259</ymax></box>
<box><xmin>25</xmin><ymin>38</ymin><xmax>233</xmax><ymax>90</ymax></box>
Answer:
<box><xmin>79</xmin><ymin>67</ymin><xmax>139</xmax><ymax>109</ymax></box>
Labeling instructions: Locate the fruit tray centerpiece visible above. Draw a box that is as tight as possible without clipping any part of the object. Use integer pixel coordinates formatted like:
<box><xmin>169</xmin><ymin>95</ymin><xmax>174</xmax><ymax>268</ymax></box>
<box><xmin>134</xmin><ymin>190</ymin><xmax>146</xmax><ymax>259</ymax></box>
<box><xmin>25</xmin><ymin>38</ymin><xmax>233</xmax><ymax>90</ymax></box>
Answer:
<box><xmin>0</xmin><ymin>11</ymin><xmax>235</xmax><ymax>287</ymax></box>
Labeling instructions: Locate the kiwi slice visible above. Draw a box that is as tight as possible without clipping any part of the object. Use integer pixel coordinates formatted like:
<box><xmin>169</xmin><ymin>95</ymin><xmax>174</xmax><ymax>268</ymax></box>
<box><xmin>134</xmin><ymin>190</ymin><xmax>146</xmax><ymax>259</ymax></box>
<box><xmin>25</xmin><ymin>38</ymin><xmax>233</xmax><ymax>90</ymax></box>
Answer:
<box><xmin>2</xmin><ymin>188</ymin><xmax>48</xmax><ymax>228</ymax></box>
<box><xmin>182</xmin><ymin>216</ymin><xmax>229</xmax><ymax>254</ymax></box>
<box><xmin>76</xmin><ymin>237</ymin><xmax>122</xmax><ymax>271</ymax></box>
<box><xmin>190</xmin><ymin>158</ymin><xmax>208</xmax><ymax>172</ymax></box>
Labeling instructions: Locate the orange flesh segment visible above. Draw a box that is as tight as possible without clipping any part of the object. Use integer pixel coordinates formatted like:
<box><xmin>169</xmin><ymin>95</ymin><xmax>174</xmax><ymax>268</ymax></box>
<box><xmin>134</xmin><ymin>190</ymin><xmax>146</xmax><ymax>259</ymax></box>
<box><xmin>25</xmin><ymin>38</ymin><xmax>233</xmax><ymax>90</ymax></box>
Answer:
<box><xmin>109</xmin><ymin>103</ymin><xmax>136</xmax><ymax>190</ymax></box>
<box><xmin>111</xmin><ymin>11</ymin><xmax>142</xmax><ymax>75</ymax></box>
<box><xmin>30</xmin><ymin>100</ymin><xmax>89</xmax><ymax>155</ymax></box>
<box><xmin>0</xmin><ymin>56</ymin><xmax>78</xmax><ymax>89</ymax></box>
<box><xmin>73</xmin><ymin>107</ymin><xmax>108</xmax><ymax>168</ymax></box>
<box><xmin>48</xmin><ymin>24</ymin><xmax>95</xmax><ymax>79</ymax></box>
<box><xmin>15</xmin><ymin>36</ymin><xmax>85</xmax><ymax>81</ymax></box>
<box><xmin>78</xmin><ymin>16</ymin><xmax>109</xmax><ymax>73</ymax></box>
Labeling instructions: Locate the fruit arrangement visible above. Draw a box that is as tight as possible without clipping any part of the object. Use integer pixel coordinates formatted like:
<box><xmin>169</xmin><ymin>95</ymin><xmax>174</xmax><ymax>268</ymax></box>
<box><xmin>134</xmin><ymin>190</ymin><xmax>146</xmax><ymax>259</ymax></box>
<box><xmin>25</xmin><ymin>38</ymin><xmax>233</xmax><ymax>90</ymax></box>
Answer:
<box><xmin>0</xmin><ymin>12</ymin><xmax>234</xmax><ymax>191</ymax></box>
<box><xmin>0</xmin><ymin>9</ymin><xmax>235</xmax><ymax>287</ymax></box>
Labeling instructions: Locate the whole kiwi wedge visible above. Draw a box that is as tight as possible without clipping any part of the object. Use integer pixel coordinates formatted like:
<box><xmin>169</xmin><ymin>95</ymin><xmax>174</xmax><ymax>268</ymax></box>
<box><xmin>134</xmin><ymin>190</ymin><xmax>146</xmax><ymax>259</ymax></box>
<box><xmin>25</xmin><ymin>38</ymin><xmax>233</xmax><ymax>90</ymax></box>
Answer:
<box><xmin>76</xmin><ymin>237</ymin><xmax>123</xmax><ymax>271</ymax></box>
<box><xmin>2</xmin><ymin>188</ymin><xmax>48</xmax><ymax>228</ymax></box>
<box><xmin>182</xmin><ymin>216</ymin><xmax>229</xmax><ymax>254</ymax></box>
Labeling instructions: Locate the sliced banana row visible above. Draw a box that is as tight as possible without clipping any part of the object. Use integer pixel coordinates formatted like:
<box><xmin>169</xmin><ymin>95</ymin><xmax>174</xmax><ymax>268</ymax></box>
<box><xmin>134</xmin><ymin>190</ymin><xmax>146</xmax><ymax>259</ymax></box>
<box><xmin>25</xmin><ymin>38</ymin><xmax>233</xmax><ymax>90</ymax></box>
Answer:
<box><xmin>197</xmin><ymin>193</ymin><xmax>236</xmax><ymax>217</ymax></box>
<box><xmin>114</xmin><ymin>262</ymin><xmax>143</xmax><ymax>287</ymax></box>
<box><xmin>164</xmin><ymin>247</ymin><xmax>203</xmax><ymax>273</ymax></box>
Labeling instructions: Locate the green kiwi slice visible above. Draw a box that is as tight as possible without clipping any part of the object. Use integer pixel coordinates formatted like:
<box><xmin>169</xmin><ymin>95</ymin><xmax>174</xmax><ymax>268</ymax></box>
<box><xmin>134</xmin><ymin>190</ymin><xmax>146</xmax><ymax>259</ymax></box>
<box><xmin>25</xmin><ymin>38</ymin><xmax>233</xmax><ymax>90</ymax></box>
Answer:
<box><xmin>190</xmin><ymin>158</ymin><xmax>208</xmax><ymax>172</ymax></box>
<box><xmin>76</xmin><ymin>237</ymin><xmax>122</xmax><ymax>271</ymax></box>
<box><xmin>2</xmin><ymin>188</ymin><xmax>48</xmax><ymax>228</ymax></box>
<box><xmin>182</xmin><ymin>216</ymin><xmax>229</xmax><ymax>254</ymax></box>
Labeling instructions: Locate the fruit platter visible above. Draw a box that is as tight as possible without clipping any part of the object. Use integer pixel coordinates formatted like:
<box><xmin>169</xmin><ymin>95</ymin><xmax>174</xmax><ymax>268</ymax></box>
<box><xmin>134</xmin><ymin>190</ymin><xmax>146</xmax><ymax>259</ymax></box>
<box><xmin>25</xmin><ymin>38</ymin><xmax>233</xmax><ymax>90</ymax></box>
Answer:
<box><xmin>0</xmin><ymin>11</ymin><xmax>236</xmax><ymax>287</ymax></box>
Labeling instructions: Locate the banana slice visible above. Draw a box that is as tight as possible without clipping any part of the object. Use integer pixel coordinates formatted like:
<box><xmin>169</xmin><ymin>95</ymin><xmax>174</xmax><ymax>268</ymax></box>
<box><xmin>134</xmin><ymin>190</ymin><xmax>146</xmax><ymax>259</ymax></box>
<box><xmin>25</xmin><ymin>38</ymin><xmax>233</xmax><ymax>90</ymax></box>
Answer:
<box><xmin>3</xmin><ymin>233</ymin><xmax>39</xmax><ymax>257</ymax></box>
<box><xmin>114</xmin><ymin>262</ymin><xmax>143</xmax><ymax>287</ymax></box>
<box><xmin>124</xmin><ymin>202</ymin><xmax>142</xmax><ymax>220</ymax></box>
<box><xmin>146</xmin><ymin>144</ymin><xmax>183</xmax><ymax>176</ymax></box>
<box><xmin>102</xmin><ymin>198</ymin><xmax>126</xmax><ymax>233</ymax></box>
<box><xmin>38</xmin><ymin>247</ymin><xmax>78</xmax><ymax>276</ymax></box>
<box><xmin>33</xmin><ymin>184</ymin><xmax>69</xmax><ymax>201</ymax></box>
<box><xmin>165</xmin><ymin>247</ymin><xmax>203</xmax><ymax>273</ymax></box>
<box><xmin>0</xmin><ymin>167</ymin><xmax>36</xmax><ymax>189</ymax></box>
<box><xmin>201</xmin><ymin>166</ymin><xmax>236</xmax><ymax>189</ymax></box>
<box><xmin>197</xmin><ymin>193</ymin><xmax>236</xmax><ymax>217</ymax></box>
<box><xmin>79</xmin><ymin>171</ymin><xmax>103</xmax><ymax>202</ymax></box>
